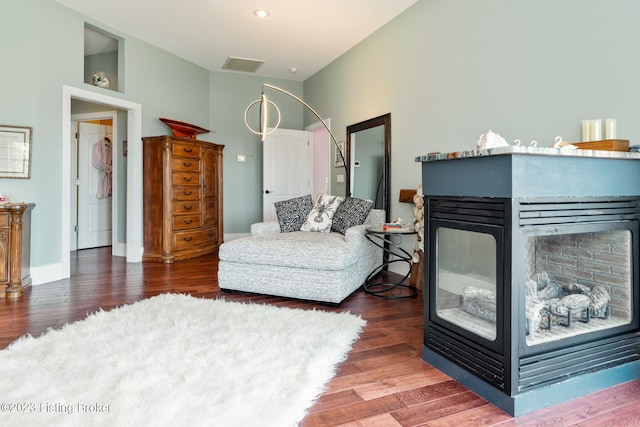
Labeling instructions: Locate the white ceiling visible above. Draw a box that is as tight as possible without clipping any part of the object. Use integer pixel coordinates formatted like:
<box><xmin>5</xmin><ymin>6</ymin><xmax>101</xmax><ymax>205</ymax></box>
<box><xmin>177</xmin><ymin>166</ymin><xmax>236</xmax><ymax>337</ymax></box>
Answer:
<box><xmin>57</xmin><ymin>0</ymin><xmax>418</xmax><ymax>81</ymax></box>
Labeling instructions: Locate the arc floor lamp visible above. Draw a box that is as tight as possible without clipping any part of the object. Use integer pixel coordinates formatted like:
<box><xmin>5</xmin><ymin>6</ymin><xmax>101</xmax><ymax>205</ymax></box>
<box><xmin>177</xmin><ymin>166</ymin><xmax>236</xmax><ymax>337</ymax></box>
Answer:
<box><xmin>244</xmin><ymin>83</ymin><xmax>350</xmax><ymax>195</ymax></box>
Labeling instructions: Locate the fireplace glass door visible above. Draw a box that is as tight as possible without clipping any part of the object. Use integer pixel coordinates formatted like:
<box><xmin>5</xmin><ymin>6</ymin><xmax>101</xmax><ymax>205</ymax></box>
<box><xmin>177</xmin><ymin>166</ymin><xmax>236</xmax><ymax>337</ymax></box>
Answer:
<box><xmin>435</xmin><ymin>226</ymin><xmax>499</xmax><ymax>341</ymax></box>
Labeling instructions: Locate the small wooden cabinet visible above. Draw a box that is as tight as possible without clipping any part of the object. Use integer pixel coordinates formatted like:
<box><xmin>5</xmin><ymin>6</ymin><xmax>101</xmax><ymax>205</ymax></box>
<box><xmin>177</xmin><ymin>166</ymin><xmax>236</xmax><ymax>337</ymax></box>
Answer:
<box><xmin>0</xmin><ymin>203</ymin><xmax>34</xmax><ymax>298</ymax></box>
<box><xmin>142</xmin><ymin>136</ymin><xmax>224</xmax><ymax>263</ymax></box>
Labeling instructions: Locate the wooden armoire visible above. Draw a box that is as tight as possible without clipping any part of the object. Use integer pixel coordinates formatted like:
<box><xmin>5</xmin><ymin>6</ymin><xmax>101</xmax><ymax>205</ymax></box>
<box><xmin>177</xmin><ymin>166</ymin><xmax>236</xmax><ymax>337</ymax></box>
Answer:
<box><xmin>142</xmin><ymin>135</ymin><xmax>224</xmax><ymax>263</ymax></box>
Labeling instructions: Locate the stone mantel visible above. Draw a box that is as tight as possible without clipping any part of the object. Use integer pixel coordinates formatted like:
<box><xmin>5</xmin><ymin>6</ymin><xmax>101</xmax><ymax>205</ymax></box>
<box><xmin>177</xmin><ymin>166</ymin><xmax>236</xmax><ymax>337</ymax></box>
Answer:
<box><xmin>415</xmin><ymin>147</ymin><xmax>640</xmax><ymax>199</ymax></box>
<box><xmin>415</xmin><ymin>145</ymin><xmax>640</xmax><ymax>163</ymax></box>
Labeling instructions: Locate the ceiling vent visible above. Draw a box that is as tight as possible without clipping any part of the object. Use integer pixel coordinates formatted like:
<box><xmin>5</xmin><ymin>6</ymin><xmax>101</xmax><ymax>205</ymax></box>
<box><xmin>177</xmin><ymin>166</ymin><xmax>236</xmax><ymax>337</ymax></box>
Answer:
<box><xmin>222</xmin><ymin>56</ymin><xmax>265</xmax><ymax>73</ymax></box>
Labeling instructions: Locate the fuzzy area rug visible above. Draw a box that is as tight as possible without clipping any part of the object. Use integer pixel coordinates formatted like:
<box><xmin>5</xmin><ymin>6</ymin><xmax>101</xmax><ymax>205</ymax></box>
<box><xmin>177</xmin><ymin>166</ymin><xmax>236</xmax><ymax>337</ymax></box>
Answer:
<box><xmin>0</xmin><ymin>293</ymin><xmax>366</xmax><ymax>427</ymax></box>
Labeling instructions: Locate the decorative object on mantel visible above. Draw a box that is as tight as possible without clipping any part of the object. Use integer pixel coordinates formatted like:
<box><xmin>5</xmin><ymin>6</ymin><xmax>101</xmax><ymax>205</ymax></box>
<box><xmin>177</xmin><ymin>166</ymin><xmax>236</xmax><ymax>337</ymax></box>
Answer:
<box><xmin>513</xmin><ymin>139</ymin><xmax>537</xmax><ymax>147</ymax></box>
<box><xmin>476</xmin><ymin>130</ymin><xmax>509</xmax><ymax>150</ymax></box>
<box><xmin>573</xmin><ymin>139</ymin><xmax>629</xmax><ymax>152</ymax></box>
<box><xmin>582</xmin><ymin>118</ymin><xmax>618</xmax><ymax>141</ymax></box>
<box><xmin>159</xmin><ymin>118</ymin><xmax>210</xmax><ymax>139</ymax></box>
<box><xmin>551</xmin><ymin>136</ymin><xmax>577</xmax><ymax>150</ymax></box>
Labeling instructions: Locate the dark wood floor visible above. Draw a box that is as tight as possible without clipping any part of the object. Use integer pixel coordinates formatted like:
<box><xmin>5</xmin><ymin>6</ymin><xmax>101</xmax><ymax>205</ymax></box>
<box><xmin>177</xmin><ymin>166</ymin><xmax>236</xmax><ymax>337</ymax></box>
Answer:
<box><xmin>2</xmin><ymin>247</ymin><xmax>640</xmax><ymax>426</ymax></box>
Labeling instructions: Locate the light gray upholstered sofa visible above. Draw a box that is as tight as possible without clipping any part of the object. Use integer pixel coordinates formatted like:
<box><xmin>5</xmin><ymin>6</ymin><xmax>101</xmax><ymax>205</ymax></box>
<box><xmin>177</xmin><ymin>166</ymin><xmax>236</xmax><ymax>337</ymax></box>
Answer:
<box><xmin>218</xmin><ymin>209</ymin><xmax>384</xmax><ymax>305</ymax></box>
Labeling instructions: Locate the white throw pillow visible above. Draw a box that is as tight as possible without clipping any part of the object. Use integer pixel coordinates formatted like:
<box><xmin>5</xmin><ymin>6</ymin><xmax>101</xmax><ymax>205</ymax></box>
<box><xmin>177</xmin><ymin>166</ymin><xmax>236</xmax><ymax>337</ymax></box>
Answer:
<box><xmin>300</xmin><ymin>194</ymin><xmax>344</xmax><ymax>232</ymax></box>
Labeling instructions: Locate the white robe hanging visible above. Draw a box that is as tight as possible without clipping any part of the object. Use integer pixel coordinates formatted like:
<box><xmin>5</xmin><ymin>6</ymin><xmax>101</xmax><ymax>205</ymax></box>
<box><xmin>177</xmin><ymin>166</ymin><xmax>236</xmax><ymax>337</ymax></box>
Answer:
<box><xmin>92</xmin><ymin>137</ymin><xmax>112</xmax><ymax>199</ymax></box>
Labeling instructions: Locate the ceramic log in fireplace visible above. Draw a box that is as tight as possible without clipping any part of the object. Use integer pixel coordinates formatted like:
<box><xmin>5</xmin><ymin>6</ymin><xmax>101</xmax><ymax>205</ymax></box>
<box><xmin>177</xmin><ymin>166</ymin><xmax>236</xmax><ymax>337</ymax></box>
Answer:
<box><xmin>417</xmin><ymin>146</ymin><xmax>640</xmax><ymax>416</ymax></box>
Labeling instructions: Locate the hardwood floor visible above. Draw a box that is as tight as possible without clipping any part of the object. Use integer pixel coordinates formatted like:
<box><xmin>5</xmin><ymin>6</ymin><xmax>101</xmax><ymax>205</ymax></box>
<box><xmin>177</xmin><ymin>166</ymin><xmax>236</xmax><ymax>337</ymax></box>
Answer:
<box><xmin>2</xmin><ymin>247</ymin><xmax>639</xmax><ymax>426</ymax></box>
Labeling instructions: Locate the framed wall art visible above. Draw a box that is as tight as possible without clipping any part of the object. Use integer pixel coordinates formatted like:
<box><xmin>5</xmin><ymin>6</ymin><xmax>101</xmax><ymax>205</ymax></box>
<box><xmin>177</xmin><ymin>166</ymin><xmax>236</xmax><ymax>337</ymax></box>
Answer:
<box><xmin>0</xmin><ymin>125</ymin><xmax>32</xmax><ymax>179</ymax></box>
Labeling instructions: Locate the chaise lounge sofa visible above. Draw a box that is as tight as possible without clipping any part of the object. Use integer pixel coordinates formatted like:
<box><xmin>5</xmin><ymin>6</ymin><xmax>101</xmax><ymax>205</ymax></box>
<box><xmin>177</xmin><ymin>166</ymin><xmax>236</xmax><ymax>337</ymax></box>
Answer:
<box><xmin>218</xmin><ymin>207</ymin><xmax>384</xmax><ymax>305</ymax></box>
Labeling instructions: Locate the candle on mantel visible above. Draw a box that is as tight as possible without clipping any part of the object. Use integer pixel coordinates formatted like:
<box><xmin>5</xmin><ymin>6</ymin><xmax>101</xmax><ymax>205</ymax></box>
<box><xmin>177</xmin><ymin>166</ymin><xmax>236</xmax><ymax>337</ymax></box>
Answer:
<box><xmin>582</xmin><ymin>120</ymin><xmax>591</xmax><ymax>142</ymax></box>
<box><xmin>589</xmin><ymin>119</ymin><xmax>602</xmax><ymax>141</ymax></box>
<box><xmin>605</xmin><ymin>119</ymin><xmax>617</xmax><ymax>139</ymax></box>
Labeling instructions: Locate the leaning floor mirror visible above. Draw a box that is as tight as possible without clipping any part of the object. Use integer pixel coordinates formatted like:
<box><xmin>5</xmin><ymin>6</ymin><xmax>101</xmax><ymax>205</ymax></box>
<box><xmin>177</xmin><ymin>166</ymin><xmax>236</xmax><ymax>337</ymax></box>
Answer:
<box><xmin>346</xmin><ymin>113</ymin><xmax>391</xmax><ymax>223</ymax></box>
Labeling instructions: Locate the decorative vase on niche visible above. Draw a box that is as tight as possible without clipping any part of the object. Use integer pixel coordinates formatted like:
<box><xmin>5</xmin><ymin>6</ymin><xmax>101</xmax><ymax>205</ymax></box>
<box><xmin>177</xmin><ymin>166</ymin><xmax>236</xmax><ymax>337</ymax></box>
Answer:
<box><xmin>92</xmin><ymin>71</ymin><xmax>110</xmax><ymax>89</ymax></box>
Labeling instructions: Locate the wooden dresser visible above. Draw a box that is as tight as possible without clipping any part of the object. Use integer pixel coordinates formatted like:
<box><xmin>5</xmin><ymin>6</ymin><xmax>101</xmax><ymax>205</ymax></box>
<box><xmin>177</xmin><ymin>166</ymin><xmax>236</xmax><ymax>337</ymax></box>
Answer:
<box><xmin>0</xmin><ymin>203</ymin><xmax>34</xmax><ymax>298</ymax></box>
<box><xmin>142</xmin><ymin>136</ymin><xmax>224</xmax><ymax>263</ymax></box>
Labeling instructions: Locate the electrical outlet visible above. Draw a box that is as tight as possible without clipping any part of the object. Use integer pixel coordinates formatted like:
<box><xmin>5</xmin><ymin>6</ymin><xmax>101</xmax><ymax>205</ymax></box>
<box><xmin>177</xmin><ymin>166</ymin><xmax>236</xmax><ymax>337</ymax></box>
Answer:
<box><xmin>236</xmin><ymin>154</ymin><xmax>246</xmax><ymax>163</ymax></box>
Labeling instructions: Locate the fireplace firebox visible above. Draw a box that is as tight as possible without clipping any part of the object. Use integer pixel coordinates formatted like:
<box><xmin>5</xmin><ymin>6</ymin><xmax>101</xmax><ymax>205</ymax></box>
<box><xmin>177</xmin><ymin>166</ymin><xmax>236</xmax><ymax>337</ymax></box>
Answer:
<box><xmin>417</xmin><ymin>147</ymin><xmax>640</xmax><ymax>416</ymax></box>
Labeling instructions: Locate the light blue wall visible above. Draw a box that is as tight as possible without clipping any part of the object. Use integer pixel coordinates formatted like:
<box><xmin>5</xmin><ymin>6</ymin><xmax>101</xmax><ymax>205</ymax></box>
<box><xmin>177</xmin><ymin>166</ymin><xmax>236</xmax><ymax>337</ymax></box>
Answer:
<box><xmin>1</xmin><ymin>0</ymin><xmax>304</xmax><ymax>281</ymax></box>
<box><xmin>209</xmin><ymin>73</ymin><xmax>303</xmax><ymax>233</ymax></box>
<box><xmin>304</xmin><ymin>0</ymin><xmax>640</xmax><ymax>224</ymax></box>
<box><xmin>11</xmin><ymin>0</ymin><xmax>639</xmax><ymax>282</ymax></box>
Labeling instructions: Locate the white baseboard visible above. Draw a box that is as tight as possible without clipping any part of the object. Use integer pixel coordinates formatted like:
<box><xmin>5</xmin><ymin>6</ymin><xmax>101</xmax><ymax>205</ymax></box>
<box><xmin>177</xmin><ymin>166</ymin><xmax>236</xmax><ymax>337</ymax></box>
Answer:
<box><xmin>112</xmin><ymin>242</ymin><xmax>126</xmax><ymax>257</ymax></box>
<box><xmin>30</xmin><ymin>263</ymin><xmax>65</xmax><ymax>286</ymax></box>
<box><xmin>30</xmin><ymin>239</ymin><xmax>238</xmax><ymax>287</ymax></box>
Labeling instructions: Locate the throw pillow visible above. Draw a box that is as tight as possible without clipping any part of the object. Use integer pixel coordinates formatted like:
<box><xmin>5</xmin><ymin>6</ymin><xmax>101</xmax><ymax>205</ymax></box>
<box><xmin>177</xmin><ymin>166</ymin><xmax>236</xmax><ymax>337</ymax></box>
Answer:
<box><xmin>331</xmin><ymin>197</ymin><xmax>374</xmax><ymax>234</ymax></box>
<box><xmin>300</xmin><ymin>194</ymin><xmax>343</xmax><ymax>233</ymax></box>
<box><xmin>274</xmin><ymin>194</ymin><xmax>313</xmax><ymax>232</ymax></box>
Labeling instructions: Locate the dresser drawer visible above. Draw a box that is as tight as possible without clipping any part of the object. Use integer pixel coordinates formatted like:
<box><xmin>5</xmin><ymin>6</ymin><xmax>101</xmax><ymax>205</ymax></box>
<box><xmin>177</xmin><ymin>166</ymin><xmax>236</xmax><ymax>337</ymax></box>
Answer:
<box><xmin>173</xmin><ymin>201</ymin><xmax>200</xmax><ymax>214</ymax></box>
<box><xmin>0</xmin><ymin>213</ymin><xmax>9</xmax><ymax>227</ymax></box>
<box><xmin>172</xmin><ymin>158</ymin><xmax>200</xmax><ymax>172</ymax></box>
<box><xmin>173</xmin><ymin>214</ymin><xmax>201</xmax><ymax>230</ymax></box>
<box><xmin>173</xmin><ymin>227</ymin><xmax>217</xmax><ymax>251</ymax></box>
<box><xmin>172</xmin><ymin>172</ymin><xmax>200</xmax><ymax>187</ymax></box>
<box><xmin>173</xmin><ymin>186</ymin><xmax>201</xmax><ymax>200</ymax></box>
<box><xmin>172</xmin><ymin>142</ymin><xmax>200</xmax><ymax>158</ymax></box>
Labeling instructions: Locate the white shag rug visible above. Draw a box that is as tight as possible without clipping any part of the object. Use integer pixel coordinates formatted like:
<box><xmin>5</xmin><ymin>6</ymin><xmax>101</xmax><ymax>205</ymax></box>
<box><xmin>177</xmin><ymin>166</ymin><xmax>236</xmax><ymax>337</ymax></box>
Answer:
<box><xmin>0</xmin><ymin>293</ymin><xmax>366</xmax><ymax>427</ymax></box>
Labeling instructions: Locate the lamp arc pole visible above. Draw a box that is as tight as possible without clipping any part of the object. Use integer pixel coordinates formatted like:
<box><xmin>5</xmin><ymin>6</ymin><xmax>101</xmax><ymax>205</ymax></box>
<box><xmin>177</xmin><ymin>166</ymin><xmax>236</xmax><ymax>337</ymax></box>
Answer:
<box><xmin>244</xmin><ymin>83</ymin><xmax>350</xmax><ymax>196</ymax></box>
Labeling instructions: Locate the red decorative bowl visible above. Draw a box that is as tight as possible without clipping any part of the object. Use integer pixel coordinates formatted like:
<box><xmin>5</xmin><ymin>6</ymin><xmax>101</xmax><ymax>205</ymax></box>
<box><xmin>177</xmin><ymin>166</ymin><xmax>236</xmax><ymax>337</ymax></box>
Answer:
<box><xmin>159</xmin><ymin>118</ymin><xmax>210</xmax><ymax>139</ymax></box>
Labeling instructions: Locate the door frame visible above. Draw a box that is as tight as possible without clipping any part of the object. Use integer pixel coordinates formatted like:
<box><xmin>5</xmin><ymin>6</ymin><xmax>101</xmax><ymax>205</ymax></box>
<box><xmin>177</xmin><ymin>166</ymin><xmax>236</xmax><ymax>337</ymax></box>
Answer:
<box><xmin>71</xmin><ymin>111</ymin><xmax>119</xmax><ymax>254</ymax></box>
<box><xmin>62</xmin><ymin>85</ymin><xmax>143</xmax><ymax>278</ymax></box>
<box><xmin>306</xmin><ymin>118</ymin><xmax>332</xmax><ymax>196</ymax></box>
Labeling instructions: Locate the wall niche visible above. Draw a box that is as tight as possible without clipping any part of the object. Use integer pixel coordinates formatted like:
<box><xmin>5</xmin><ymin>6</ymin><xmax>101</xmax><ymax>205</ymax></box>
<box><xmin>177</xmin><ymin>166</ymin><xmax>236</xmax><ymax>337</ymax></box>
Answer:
<box><xmin>84</xmin><ymin>24</ymin><xmax>122</xmax><ymax>92</ymax></box>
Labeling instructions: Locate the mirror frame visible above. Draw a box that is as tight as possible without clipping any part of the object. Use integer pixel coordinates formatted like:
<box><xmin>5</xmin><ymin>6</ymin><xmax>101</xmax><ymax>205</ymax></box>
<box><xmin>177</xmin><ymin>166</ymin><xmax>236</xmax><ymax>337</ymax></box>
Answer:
<box><xmin>346</xmin><ymin>113</ymin><xmax>391</xmax><ymax>223</ymax></box>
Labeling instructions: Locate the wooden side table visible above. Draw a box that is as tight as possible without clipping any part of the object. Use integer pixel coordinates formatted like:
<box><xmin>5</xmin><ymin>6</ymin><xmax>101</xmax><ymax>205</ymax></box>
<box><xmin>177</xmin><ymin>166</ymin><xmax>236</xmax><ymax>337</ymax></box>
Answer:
<box><xmin>0</xmin><ymin>203</ymin><xmax>35</xmax><ymax>298</ymax></box>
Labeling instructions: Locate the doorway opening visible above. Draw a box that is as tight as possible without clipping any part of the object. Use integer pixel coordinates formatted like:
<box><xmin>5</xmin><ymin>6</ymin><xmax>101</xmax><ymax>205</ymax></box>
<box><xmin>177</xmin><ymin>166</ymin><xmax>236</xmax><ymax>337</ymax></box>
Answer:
<box><xmin>306</xmin><ymin>119</ymin><xmax>331</xmax><ymax>197</ymax></box>
<box><xmin>62</xmin><ymin>85</ymin><xmax>142</xmax><ymax>280</ymax></box>
<box><xmin>71</xmin><ymin>111</ymin><xmax>116</xmax><ymax>253</ymax></box>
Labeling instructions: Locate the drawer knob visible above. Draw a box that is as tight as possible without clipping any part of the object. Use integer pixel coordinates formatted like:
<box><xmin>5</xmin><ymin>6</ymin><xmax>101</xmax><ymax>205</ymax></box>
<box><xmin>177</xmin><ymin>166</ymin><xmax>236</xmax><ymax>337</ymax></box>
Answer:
<box><xmin>184</xmin><ymin>148</ymin><xmax>193</xmax><ymax>153</ymax></box>
<box><xmin>183</xmin><ymin>191</ymin><xmax>192</xmax><ymax>196</ymax></box>
<box><xmin>208</xmin><ymin>232</ymin><xmax>214</xmax><ymax>237</ymax></box>
<box><xmin>183</xmin><ymin>162</ymin><xmax>192</xmax><ymax>167</ymax></box>
<box><xmin>184</xmin><ymin>219</ymin><xmax>193</xmax><ymax>224</ymax></box>
<box><xmin>183</xmin><ymin>237</ymin><xmax>193</xmax><ymax>242</ymax></box>
<box><xmin>184</xmin><ymin>177</ymin><xmax>193</xmax><ymax>182</ymax></box>
<box><xmin>184</xmin><ymin>205</ymin><xmax>193</xmax><ymax>210</ymax></box>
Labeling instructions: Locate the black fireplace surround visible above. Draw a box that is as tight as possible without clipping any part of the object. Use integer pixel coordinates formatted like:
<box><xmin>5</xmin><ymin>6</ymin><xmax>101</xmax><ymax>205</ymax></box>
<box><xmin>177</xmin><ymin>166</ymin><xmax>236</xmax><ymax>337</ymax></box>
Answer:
<box><xmin>418</xmin><ymin>148</ymin><xmax>640</xmax><ymax>416</ymax></box>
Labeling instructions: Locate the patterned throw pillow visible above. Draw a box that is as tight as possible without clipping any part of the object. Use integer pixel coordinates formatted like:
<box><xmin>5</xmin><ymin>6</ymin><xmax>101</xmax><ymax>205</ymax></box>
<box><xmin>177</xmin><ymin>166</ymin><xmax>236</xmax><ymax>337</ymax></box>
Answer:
<box><xmin>331</xmin><ymin>197</ymin><xmax>374</xmax><ymax>234</ymax></box>
<box><xmin>300</xmin><ymin>194</ymin><xmax>344</xmax><ymax>233</ymax></box>
<box><xmin>274</xmin><ymin>194</ymin><xmax>313</xmax><ymax>232</ymax></box>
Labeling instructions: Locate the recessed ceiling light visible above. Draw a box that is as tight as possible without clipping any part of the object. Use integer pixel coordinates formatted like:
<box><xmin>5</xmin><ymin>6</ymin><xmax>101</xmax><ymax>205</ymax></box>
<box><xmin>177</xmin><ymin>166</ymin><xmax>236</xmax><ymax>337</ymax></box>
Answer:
<box><xmin>253</xmin><ymin>9</ymin><xmax>270</xmax><ymax>18</ymax></box>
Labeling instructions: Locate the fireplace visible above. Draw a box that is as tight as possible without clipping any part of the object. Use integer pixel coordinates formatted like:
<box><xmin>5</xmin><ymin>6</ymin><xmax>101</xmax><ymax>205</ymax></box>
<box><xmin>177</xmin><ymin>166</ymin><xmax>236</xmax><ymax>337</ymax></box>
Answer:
<box><xmin>417</xmin><ymin>147</ymin><xmax>640</xmax><ymax>416</ymax></box>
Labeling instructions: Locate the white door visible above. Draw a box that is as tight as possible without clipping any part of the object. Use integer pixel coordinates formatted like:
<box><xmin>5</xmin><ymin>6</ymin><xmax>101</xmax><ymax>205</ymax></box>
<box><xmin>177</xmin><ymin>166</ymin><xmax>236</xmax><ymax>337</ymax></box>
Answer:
<box><xmin>263</xmin><ymin>128</ymin><xmax>313</xmax><ymax>221</ymax></box>
<box><xmin>75</xmin><ymin>122</ymin><xmax>113</xmax><ymax>249</ymax></box>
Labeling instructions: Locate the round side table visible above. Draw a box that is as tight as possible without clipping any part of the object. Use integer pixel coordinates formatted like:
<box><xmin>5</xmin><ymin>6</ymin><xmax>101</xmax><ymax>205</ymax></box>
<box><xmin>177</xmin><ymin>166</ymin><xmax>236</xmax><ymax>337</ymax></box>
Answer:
<box><xmin>364</xmin><ymin>225</ymin><xmax>419</xmax><ymax>299</ymax></box>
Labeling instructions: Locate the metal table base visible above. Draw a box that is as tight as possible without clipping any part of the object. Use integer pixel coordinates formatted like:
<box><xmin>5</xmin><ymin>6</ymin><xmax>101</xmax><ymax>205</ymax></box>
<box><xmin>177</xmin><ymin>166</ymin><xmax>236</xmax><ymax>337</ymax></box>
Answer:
<box><xmin>364</xmin><ymin>227</ymin><xmax>418</xmax><ymax>300</ymax></box>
